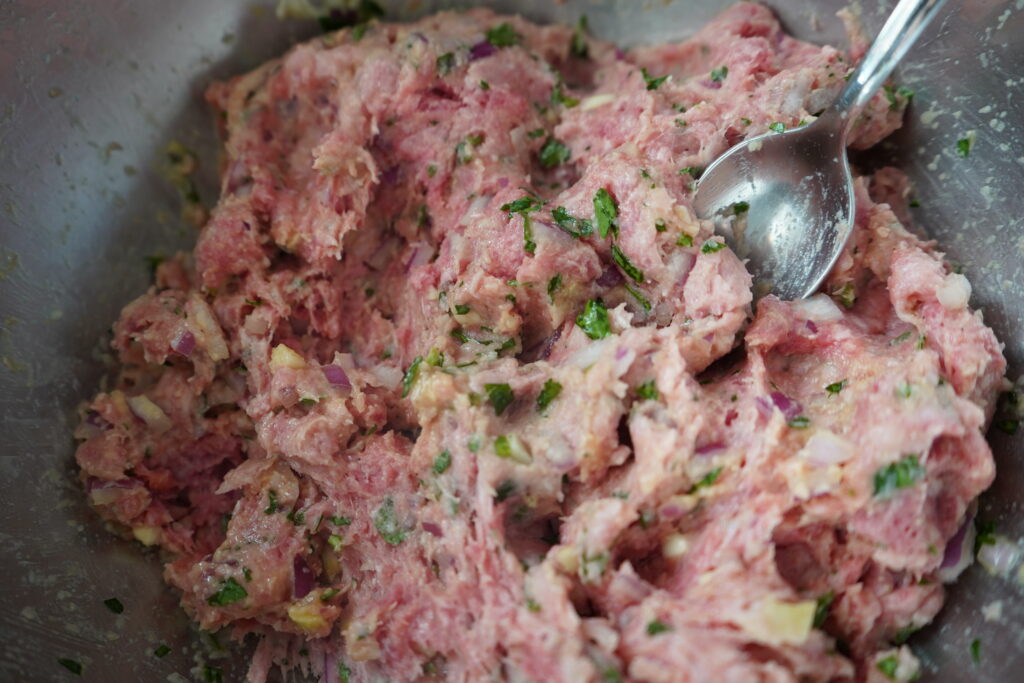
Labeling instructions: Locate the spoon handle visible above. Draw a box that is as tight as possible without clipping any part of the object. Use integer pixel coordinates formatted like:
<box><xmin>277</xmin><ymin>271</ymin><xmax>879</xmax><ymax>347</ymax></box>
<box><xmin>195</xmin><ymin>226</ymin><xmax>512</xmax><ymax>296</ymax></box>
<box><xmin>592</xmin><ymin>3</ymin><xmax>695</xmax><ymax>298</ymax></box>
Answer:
<box><xmin>832</xmin><ymin>0</ymin><xmax>948</xmax><ymax>125</ymax></box>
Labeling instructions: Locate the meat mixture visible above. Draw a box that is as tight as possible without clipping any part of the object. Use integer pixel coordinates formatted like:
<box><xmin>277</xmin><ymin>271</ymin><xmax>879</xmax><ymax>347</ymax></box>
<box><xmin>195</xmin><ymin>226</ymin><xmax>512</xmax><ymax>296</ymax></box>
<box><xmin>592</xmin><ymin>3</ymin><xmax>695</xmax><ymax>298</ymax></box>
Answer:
<box><xmin>74</xmin><ymin>4</ymin><xmax>1007</xmax><ymax>682</ymax></box>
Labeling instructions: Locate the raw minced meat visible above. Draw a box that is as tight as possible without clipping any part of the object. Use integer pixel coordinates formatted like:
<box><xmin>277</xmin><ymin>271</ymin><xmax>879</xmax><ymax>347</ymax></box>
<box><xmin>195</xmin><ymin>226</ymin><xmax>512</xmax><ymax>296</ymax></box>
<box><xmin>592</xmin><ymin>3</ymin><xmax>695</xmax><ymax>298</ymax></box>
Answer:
<box><xmin>74</xmin><ymin>4</ymin><xmax>1006</xmax><ymax>682</ymax></box>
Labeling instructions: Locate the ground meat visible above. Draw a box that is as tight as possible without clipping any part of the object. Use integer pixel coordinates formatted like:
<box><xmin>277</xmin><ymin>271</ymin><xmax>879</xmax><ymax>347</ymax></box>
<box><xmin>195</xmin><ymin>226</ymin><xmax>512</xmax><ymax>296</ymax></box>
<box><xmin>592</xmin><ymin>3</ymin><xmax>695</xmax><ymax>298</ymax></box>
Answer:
<box><xmin>74</xmin><ymin>4</ymin><xmax>1005</xmax><ymax>682</ymax></box>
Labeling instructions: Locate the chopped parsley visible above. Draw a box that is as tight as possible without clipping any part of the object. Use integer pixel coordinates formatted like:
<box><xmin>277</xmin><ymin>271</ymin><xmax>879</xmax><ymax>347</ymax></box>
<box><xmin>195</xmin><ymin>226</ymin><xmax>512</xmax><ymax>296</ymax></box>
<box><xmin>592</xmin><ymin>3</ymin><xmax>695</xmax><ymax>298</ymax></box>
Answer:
<box><xmin>453</xmin><ymin>304</ymin><xmax>470</xmax><ymax>315</ymax></box>
<box><xmin>207</xmin><ymin>577</ymin><xmax>247</xmax><ymax>606</ymax></box>
<box><xmin>330</xmin><ymin>515</ymin><xmax>352</xmax><ymax>526</ymax></box>
<box><xmin>873</xmin><ymin>455</ymin><xmax>924</xmax><ymax>497</ymax></box>
<box><xmin>836</xmin><ymin>283</ymin><xmax>856</xmax><ymax>309</ymax></box>
<box><xmin>547</xmin><ymin>274</ymin><xmax>562</xmax><ymax>302</ymax></box>
<box><xmin>154</xmin><ymin>644</ymin><xmax>171</xmax><ymax>658</ymax></box>
<box><xmin>402</xmin><ymin>356</ymin><xmax>424</xmax><ymax>398</ymax></box>
<box><xmin>264</xmin><ymin>489</ymin><xmax>279</xmax><ymax>514</ymax></box>
<box><xmin>527</xmin><ymin>127</ymin><xmax>546</xmax><ymax>139</ymax></box>
<box><xmin>611</xmin><ymin>245</ymin><xmax>644</xmax><ymax>284</ymax></box>
<box><xmin>552</xmin><ymin>206</ymin><xmax>594</xmax><ymax>238</ymax></box>
<box><xmin>646</xmin><ymin>620</ymin><xmax>672</xmax><ymax>635</ymax></box>
<box><xmin>321</xmin><ymin>588</ymin><xmax>341</xmax><ymax>601</ymax></box>
<box><xmin>432</xmin><ymin>450</ymin><xmax>451</xmax><ymax>475</ymax></box>
<box><xmin>484</xmin><ymin>383</ymin><xmax>515</xmax><ymax>415</ymax></box>
<box><xmin>479</xmin><ymin>79</ymin><xmax>490</xmax><ymax>90</ymax></box>
<box><xmin>970</xmin><ymin>638</ymin><xmax>981</xmax><ymax>665</ymax></box>
<box><xmin>486</xmin><ymin>23</ymin><xmax>521</xmax><ymax>48</ymax></box>
<box><xmin>501</xmin><ymin>195</ymin><xmax>540</xmax><ymax>215</ymax></box>
<box><xmin>635</xmin><ymin>380</ymin><xmax>659</xmax><ymax>400</ymax></box>
<box><xmin>691</xmin><ymin>466</ymin><xmax>723</xmax><ymax>492</ymax></box>
<box><xmin>678</xmin><ymin>166</ymin><xmax>701</xmax><ymax>177</ymax></box>
<box><xmin>144</xmin><ymin>254</ymin><xmax>165</xmax><ymax>277</ymax></box>
<box><xmin>975</xmin><ymin>520</ymin><xmax>997</xmax><ymax>553</ymax></box>
<box><xmin>523</xmin><ymin>215</ymin><xmax>537</xmax><ymax>255</ymax></box>
<box><xmin>551</xmin><ymin>82</ymin><xmax>579</xmax><ymax>108</ymax></box>
<box><xmin>655</xmin><ymin>218</ymin><xmax>667</xmax><ymax>232</ymax></box>
<box><xmin>593</xmin><ymin>188</ymin><xmax>619</xmax><ymax>239</ymax></box>
<box><xmin>327</xmin><ymin>535</ymin><xmax>344</xmax><ymax>551</ymax></box>
<box><xmin>526</xmin><ymin>597</ymin><xmax>542</xmax><ymax>612</ymax></box>
<box><xmin>436</xmin><ymin>52</ymin><xmax>455</xmax><ymax>75</ymax></box>
<box><xmin>701</xmin><ymin>238</ymin><xmax>726</xmax><ymax>254</ymax></box>
<box><xmin>539</xmin><ymin>137</ymin><xmax>571</xmax><ymax>168</ymax></box>
<box><xmin>890</xmin><ymin>330</ymin><xmax>913</xmax><ymax>345</ymax></box>
<box><xmin>825</xmin><ymin>379</ymin><xmax>848</xmax><ymax>395</ymax></box>
<box><xmin>877</xmin><ymin>655</ymin><xmax>899</xmax><ymax>679</ymax></box>
<box><xmin>625</xmin><ymin>283</ymin><xmax>652</xmax><ymax>311</ymax></box>
<box><xmin>204</xmin><ymin>665</ymin><xmax>224</xmax><ymax>683</ymax></box>
<box><xmin>641</xmin><ymin>67</ymin><xmax>669</xmax><ymax>90</ymax></box>
<box><xmin>318</xmin><ymin>0</ymin><xmax>383</xmax><ymax>32</ymax></box>
<box><xmin>338</xmin><ymin>661</ymin><xmax>352</xmax><ymax>683</ymax></box>
<box><xmin>537</xmin><ymin>378</ymin><xmax>563</xmax><ymax>412</ymax></box>
<box><xmin>813</xmin><ymin>591</ymin><xmax>834</xmax><ymax>628</ymax></box>
<box><xmin>732</xmin><ymin>200</ymin><xmax>749</xmax><ymax>215</ymax></box>
<box><xmin>676</xmin><ymin>233</ymin><xmax>693</xmax><ymax>247</ymax></box>
<box><xmin>769</xmin><ymin>122</ymin><xmax>786</xmax><ymax>133</ymax></box>
<box><xmin>425</xmin><ymin>347</ymin><xmax>444</xmax><ymax>366</ymax></box>
<box><xmin>103</xmin><ymin>597</ymin><xmax>124</xmax><ymax>614</ymax></box>
<box><xmin>710</xmin><ymin>65</ymin><xmax>729</xmax><ymax>82</ymax></box>
<box><xmin>373</xmin><ymin>496</ymin><xmax>407</xmax><ymax>545</ymax></box>
<box><xmin>571</xmin><ymin>16</ymin><xmax>590</xmax><ymax>58</ymax></box>
<box><xmin>455</xmin><ymin>133</ymin><xmax>484</xmax><ymax>164</ymax></box>
<box><xmin>788</xmin><ymin>415</ymin><xmax>810</xmax><ymax>429</ymax></box>
<box><xmin>576</xmin><ymin>299</ymin><xmax>611</xmax><ymax>340</ymax></box>
<box><xmin>494</xmin><ymin>479</ymin><xmax>516</xmax><ymax>502</ymax></box>
<box><xmin>956</xmin><ymin>136</ymin><xmax>972</xmax><ymax>158</ymax></box>
<box><xmin>58</xmin><ymin>658</ymin><xmax>83</xmax><ymax>675</ymax></box>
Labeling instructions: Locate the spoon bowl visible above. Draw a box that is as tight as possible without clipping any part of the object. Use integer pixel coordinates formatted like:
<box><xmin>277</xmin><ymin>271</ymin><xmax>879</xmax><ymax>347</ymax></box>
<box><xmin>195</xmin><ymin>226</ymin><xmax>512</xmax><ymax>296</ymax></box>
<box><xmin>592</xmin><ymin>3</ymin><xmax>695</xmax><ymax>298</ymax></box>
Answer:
<box><xmin>693</xmin><ymin>0</ymin><xmax>946</xmax><ymax>301</ymax></box>
<box><xmin>693</xmin><ymin>114</ymin><xmax>853</xmax><ymax>301</ymax></box>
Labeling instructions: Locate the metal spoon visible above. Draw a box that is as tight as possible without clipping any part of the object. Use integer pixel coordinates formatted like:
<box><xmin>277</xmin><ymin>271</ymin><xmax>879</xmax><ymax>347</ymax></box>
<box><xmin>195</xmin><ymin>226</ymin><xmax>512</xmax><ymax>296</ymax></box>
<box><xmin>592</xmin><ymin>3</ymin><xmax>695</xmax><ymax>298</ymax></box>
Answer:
<box><xmin>693</xmin><ymin>0</ymin><xmax>947</xmax><ymax>301</ymax></box>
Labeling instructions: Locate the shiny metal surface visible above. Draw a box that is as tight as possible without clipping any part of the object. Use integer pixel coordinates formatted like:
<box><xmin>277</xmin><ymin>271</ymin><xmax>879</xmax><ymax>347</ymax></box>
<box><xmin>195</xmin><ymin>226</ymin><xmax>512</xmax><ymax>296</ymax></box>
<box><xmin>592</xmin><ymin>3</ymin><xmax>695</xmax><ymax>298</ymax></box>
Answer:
<box><xmin>1</xmin><ymin>1</ymin><xmax>1021</xmax><ymax>681</ymax></box>
<box><xmin>694</xmin><ymin>0</ymin><xmax>946</xmax><ymax>300</ymax></box>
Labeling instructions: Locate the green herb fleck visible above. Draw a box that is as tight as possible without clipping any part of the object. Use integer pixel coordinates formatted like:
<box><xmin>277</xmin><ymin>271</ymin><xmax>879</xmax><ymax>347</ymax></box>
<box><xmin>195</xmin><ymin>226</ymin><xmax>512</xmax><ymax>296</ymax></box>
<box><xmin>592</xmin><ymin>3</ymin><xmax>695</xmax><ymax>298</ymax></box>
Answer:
<box><xmin>501</xmin><ymin>195</ymin><xmax>539</xmax><ymax>215</ymax></box>
<box><xmin>154</xmin><ymin>645</ymin><xmax>171</xmax><ymax>658</ymax></box>
<box><xmin>676</xmin><ymin>233</ymin><xmax>693</xmax><ymax>247</ymax></box>
<box><xmin>425</xmin><ymin>347</ymin><xmax>444</xmax><ymax>367</ymax></box>
<box><xmin>207</xmin><ymin>577</ymin><xmax>247</xmax><ymax>606</ymax></box>
<box><xmin>825</xmin><ymin>379</ymin><xmax>848</xmax><ymax>395</ymax></box>
<box><xmin>330</xmin><ymin>515</ymin><xmax>352</xmax><ymax>526</ymax></box>
<box><xmin>635</xmin><ymin>380</ymin><xmax>659</xmax><ymax>401</ymax></box>
<box><xmin>204</xmin><ymin>665</ymin><xmax>224</xmax><ymax>683</ymax></box>
<box><xmin>877</xmin><ymin>655</ymin><xmax>899</xmax><ymax>679</ymax></box>
<box><xmin>433</xmin><ymin>450</ymin><xmax>452</xmax><ymax>475</ymax></box>
<box><xmin>522</xmin><ymin>214</ymin><xmax>536</xmax><ymax>255</ymax></box>
<box><xmin>612</xmin><ymin>245</ymin><xmax>644</xmax><ymax>284</ymax></box>
<box><xmin>813</xmin><ymin>591</ymin><xmax>834</xmax><ymax>628</ymax></box>
<box><xmin>836</xmin><ymin>283</ymin><xmax>856</xmax><ymax>309</ymax></box>
<box><xmin>701</xmin><ymin>239</ymin><xmax>726</xmax><ymax>254</ymax></box>
<box><xmin>691</xmin><ymin>466</ymin><xmax>723</xmax><ymax>492</ymax></box>
<box><xmin>710</xmin><ymin>65</ymin><xmax>729</xmax><ymax>82</ymax></box>
<box><xmin>571</xmin><ymin>16</ymin><xmax>589</xmax><ymax>58</ymax></box>
<box><xmin>890</xmin><ymin>330</ymin><xmax>913</xmax><ymax>345</ymax></box>
<box><xmin>373</xmin><ymin>496</ymin><xmax>408</xmax><ymax>545</ymax></box>
<box><xmin>321</xmin><ymin>588</ymin><xmax>341</xmax><ymax>602</ymax></box>
<box><xmin>494</xmin><ymin>479</ymin><xmax>516</xmax><ymax>502</ymax></box>
<box><xmin>997</xmin><ymin>418</ymin><xmax>1020</xmax><ymax>435</ymax></box>
<box><xmin>527</xmin><ymin>127</ymin><xmax>546</xmax><ymax>139</ymax></box>
<box><xmin>975</xmin><ymin>520</ymin><xmax>997</xmax><ymax>553</ymax></box>
<box><xmin>526</xmin><ymin>597</ymin><xmax>542</xmax><ymax>612</ymax></box>
<box><xmin>436</xmin><ymin>52</ymin><xmax>455</xmax><ymax>75</ymax></box>
<box><xmin>338</xmin><ymin>661</ymin><xmax>352</xmax><ymax>683</ymax></box>
<box><xmin>479</xmin><ymin>79</ymin><xmax>490</xmax><ymax>90</ymax></box>
<box><xmin>655</xmin><ymin>218</ymin><xmax>667</xmax><ymax>232</ymax></box>
<box><xmin>264</xmin><ymin>489</ymin><xmax>279</xmax><ymax>514</ymax></box>
<box><xmin>537</xmin><ymin>378</ymin><xmax>563</xmax><ymax>412</ymax></box>
<box><xmin>58</xmin><ymin>658</ymin><xmax>83</xmax><ymax>675</ymax></box>
<box><xmin>873</xmin><ymin>455</ymin><xmax>925</xmax><ymax>497</ymax></box>
<box><xmin>486</xmin><ymin>23</ymin><xmax>521</xmax><ymax>48</ymax></box>
<box><xmin>593</xmin><ymin>188</ymin><xmax>619</xmax><ymax>239</ymax></box>
<box><xmin>641</xmin><ymin>67</ymin><xmax>669</xmax><ymax>91</ymax></box>
<box><xmin>732</xmin><ymin>200</ymin><xmax>749</xmax><ymax>215</ymax></box>
<box><xmin>552</xmin><ymin>206</ymin><xmax>594</xmax><ymax>238</ymax></box>
<box><xmin>788</xmin><ymin>415</ymin><xmax>810</xmax><ymax>429</ymax></box>
<box><xmin>769</xmin><ymin>122</ymin><xmax>786</xmax><ymax>133</ymax></box>
<box><xmin>484</xmin><ymin>383</ymin><xmax>515</xmax><ymax>415</ymax></box>
<box><xmin>970</xmin><ymin>638</ymin><xmax>981</xmax><ymax>665</ymax></box>
<box><xmin>539</xmin><ymin>137</ymin><xmax>571</xmax><ymax>168</ymax></box>
<box><xmin>646</xmin><ymin>620</ymin><xmax>672</xmax><ymax>635</ymax></box>
<box><xmin>957</xmin><ymin>136</ymin><xmax>972</xmax><ymax>158</ymax></box>
<box><xmin>625</xmin><ymin>283</ymin><xmax>652</xmax><ymax>312</ymax></box>
<box><xmin>402</xmin><ymin>356</ymin><xmax>424</xmax><ymax>398</ymax></box>
<box><xmin>551</xmin><ymin>82</ymin><xmax>579</xmax><ymax>108</ymax></box>
<box><xmin>103</xmin><ymin>597</ymin><xmax>124</xmax><ymax>614</ymax></box>
<box><xmin>576</xmin><ymin>299</ymin><xmax>611</xmax><ymax>340</ymax></box>
<box><xmin>454</xmin><ymin>304</ymin><xmax>470</xmax><ymax>315</ymax></box>
<box><xmin>327</xmin><ymin>535</ymin><xmax>344</xmax><ymax>551</ymax></box>
<box><xmin>547</xmin><ymin>274</ymin><xmax>563</xmax><ymax>302</ymax></box>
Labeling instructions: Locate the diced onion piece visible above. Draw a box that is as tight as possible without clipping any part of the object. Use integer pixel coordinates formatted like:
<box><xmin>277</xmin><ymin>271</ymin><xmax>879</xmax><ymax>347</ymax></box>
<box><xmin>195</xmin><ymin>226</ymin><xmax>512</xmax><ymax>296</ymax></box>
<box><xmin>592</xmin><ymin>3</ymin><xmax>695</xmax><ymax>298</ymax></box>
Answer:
<box><xmin>937</xmin><ymin>273</ymin><xmax>971</xmax><ymax>310</ymax></box>
<box><xmin>938</xmin><ymin>514</ymin><xmax>976</xmax><ymax>583</ymax></box>
<box><xmin>792</xmin><ymin>293</ymin><xmax>844</xmax><ymax>322</ymax></box>
<box><xmin>743</xmin><ymin>597</ymin><xmax>816</xmax><ymax>645</ymax></box>
<box><xmin>322</xmin><ymin>364</ymin><xmax>351</xmax><ymax>389</ymax></box>
<box><xmin>581</xmin><ymin>93</ymin><xmax>616</xmax><ymax>111</ymax></box>
<box><xmin>132</xmin><ymin>525</ymin><xmax>161</xmax><ymax>546</ymax></box>
<box><xmin>188</xmin><ymin>296</ymin><xmax>229</xmax><ymax>361</ymax></box>
<box><xmin>555</xmin><ymin>546</ymin><xmax>580</xmax><ymax>573</ymax></box>
<box><xmin>662</xmin><ymin>533</ymin><xmax>690</xmax><ymax>558</ymax></box>
<box><xmin>287</xmin><ymin>602</ymin><xmax>328</xmax><ymax>632</ymax></box>
<box><xmin>978</xmin><ymin>535</ymin><xmax>1021</xmax><ymax>577</ymax></box>
<box><xmin>89</xmin><ymin>487</ymin><xmax>123</xmax><ymax>506</ymax></box>
<box><xmin>270</xmin><ymin>343</ymin><xmax>306</xmax><ymax>370</ymax></box>
<box><xmin>126</xmin><ymin>395</ymin><xmax>172</xmax><ymax>434</ymax></box>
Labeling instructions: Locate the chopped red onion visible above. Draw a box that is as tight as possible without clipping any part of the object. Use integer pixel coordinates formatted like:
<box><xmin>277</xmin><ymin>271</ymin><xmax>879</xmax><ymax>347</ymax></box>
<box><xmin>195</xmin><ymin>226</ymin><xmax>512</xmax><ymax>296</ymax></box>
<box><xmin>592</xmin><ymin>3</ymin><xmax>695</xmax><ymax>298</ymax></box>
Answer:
<box><xmin>695</xmin><ymin>442</ymin><xmax>726</xmax><ymax>456</ymax></box>
<box><xmin>805</xmin><ymin>320</ymin><xmax>819</xmax><ymax>334</ymax></box>
<box><xmin>293</xmin><ymin>555</ymin><xmax>315</xmax><ymax>599</ymax></box>
<box><xmin>770</xmin><ymin>391</ymin><xmax>802</xmax><ymax>421</ymax></box>
<box><xmin>701</xmin><ymin>79</ymin><xmax>723</xmax><ymax>90</ymax></box>
<box><xmin>380</xmin><ymin>165</ymin><xmax>399</xmax><ymax>185</ymax></box>
<box><xmin>422</xmin><ymin>521</ymin><xmax>443</xmax><ymax>537</ymax></box>
<box><xmin>404</xmin><ymin>242</ymin><xmax>434</xmax><ymax>273</ymax></box>
<box><xmin>171</xmin><ymin>329</ymin><xmax>196</xmax><ymax>356</ymax></box>
<box><xmin>322</xmin><ymin>364</ymin><xmax>352</xmax><ymax>390</ymax></box>
<box><xmin>497</xmin><ymin>177</ymin><xmax>509</xmax><ymax>188</ymax></box>
<box><xmin>938</xmin><ymin>514</ymin><xmax>976</xmax><ymax>582</ymax></box>
<box><xmin>659</xmin><ymin>503</ymin><xmax>686</xmax><ymax>521</ymax></box>
<box><xmin>469</xmin><ymin>40</ymin><xmax>497</xmax><ymax>61</ymax></box>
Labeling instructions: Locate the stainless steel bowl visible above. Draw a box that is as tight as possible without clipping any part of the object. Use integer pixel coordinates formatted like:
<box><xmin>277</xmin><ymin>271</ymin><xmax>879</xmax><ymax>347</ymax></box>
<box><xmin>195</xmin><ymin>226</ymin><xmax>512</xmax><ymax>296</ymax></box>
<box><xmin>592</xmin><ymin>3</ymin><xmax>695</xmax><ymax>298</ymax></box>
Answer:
<box><xmin>1</xmin><ymin>1</ymin><xmax>1021</xmax><ymax>680</ymax></box>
